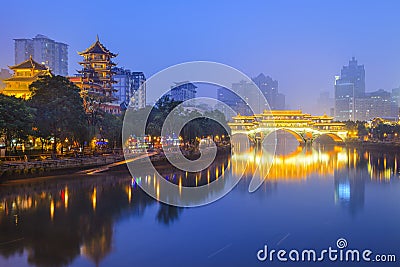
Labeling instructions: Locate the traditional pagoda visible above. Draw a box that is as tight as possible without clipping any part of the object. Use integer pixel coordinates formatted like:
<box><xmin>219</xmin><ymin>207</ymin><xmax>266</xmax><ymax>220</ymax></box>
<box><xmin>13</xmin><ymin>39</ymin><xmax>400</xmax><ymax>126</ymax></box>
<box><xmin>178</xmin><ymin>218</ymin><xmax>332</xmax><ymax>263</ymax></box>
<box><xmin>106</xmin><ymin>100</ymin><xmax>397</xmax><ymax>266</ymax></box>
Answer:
<box><xmin>77</xmin><ymin>36</ymin><xmax>119</xmax><ymax>114</ymax></box>
<box><xmin>2</xmin><ymin>56</ymin><xmax>51</xmax><ymax>100</ymax></box>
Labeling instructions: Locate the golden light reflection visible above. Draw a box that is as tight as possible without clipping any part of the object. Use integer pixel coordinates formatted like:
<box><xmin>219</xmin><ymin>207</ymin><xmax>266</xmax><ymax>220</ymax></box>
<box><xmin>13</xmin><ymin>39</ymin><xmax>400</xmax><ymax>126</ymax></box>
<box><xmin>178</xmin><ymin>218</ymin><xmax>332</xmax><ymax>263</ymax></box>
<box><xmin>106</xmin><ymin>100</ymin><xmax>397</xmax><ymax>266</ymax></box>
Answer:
<box><xmin>232</xmin><ymin>145</ymin><xmax>349</xmax><ymax>181</ymax></box>
<box><xmin>50</xmin><ymin>199</ymin><xmax>55</xmax><ymax>220</ymax></box>
<box><xmin>92</xmin><ymin>188</ymin><xmax>97</xmax><ymax>211</ymax></box>
<box><xmin>64</xmin><ymin>187</ymin><xmax>69</xmax><ymax>209</ymax></box>
<box><xmin>125</xmin><ymin>185</ymin><xmax>132</xmax><ymax>203</ymax></box>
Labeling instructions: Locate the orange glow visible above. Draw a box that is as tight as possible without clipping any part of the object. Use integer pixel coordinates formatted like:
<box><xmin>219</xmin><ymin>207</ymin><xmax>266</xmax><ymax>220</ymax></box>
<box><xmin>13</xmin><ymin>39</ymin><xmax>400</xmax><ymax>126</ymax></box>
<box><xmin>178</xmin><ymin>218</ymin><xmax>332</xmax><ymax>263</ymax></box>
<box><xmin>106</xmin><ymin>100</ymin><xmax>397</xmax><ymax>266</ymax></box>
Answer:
<box><xmin>92</xmin><ymin>188</ymin><xmax>97</xmax><ymax>211</ymax></box>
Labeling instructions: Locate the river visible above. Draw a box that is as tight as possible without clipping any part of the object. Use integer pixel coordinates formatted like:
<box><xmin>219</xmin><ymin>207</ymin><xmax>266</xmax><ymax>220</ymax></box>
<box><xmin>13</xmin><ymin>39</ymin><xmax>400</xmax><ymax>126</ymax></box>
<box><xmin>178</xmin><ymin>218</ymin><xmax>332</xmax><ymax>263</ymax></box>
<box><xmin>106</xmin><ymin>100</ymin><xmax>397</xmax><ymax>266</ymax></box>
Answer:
<box><xmin>0</xmin><ymin>140</ymin><xmax>399</xmax><ymax>266</ymax></box>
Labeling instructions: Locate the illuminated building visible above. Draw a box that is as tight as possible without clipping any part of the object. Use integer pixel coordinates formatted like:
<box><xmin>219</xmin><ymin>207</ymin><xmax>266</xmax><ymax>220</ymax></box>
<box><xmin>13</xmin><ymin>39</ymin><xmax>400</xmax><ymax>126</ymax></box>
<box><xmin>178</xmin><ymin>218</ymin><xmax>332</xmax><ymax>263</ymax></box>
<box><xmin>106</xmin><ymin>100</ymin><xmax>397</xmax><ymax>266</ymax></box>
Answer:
<box><xmin>228</xmin><ymin>110</ymin><xmax>348</xmax><ymax>143</ymax></box>
<box><xmin>335</xmin><ymin>57</ymin><xmax>365</xmax><ymax>121</ymax></box>
<box><xmin>170</xmin><ymin>81</ymin><xmax>197</xmax><ymax>102</ymax></box>
<box><xmin>130</xmin><ymin>71</ymin><xmax>146</xmax><ymax>110</ymax></box>
<box><xmin>77</xmin><ymin>36</ymin><xmax>120</xmax><ymax>114</ymax></box>
<box><xmin>112</xmin><ymin>68</ymin><xmax>146</xmax><ymax>110</ymax></box>
<box><xmin>1</xmin><ymin>56</ymin><xmax>51</xmax><ymax>99</ymax></box>
<box><xmin>354</xmin><ymin>89</ymin><xmax>398</xmax><ymax>121</ymax></box>
<box><xmin>14</xmin><ymin>34</ymin><xmax>68</xmax><ymax>76</ymax></box>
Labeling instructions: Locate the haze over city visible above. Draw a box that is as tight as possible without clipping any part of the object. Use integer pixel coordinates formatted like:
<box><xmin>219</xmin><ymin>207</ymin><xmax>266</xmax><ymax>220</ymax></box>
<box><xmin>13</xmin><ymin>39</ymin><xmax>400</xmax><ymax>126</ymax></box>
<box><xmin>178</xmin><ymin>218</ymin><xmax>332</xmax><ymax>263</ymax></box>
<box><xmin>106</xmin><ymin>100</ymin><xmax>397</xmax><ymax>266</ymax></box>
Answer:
<box><xmin>2</xmin><ymin>2</ymin><xmax>400</xmax><ymax>267</ymax></box>
<box><xmin>1</xmin><ymin>0</ymin><xmax>400</xmax><ymax>113</ymax></box>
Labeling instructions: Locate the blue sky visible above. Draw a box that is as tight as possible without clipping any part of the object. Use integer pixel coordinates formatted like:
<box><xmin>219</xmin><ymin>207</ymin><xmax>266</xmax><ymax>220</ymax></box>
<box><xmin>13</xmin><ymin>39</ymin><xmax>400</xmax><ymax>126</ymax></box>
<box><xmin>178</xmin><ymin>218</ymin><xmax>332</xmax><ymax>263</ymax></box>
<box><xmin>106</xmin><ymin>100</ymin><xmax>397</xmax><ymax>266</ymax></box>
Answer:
<box><xmin>1</xmin><ymin>0</ymin><xmax>400</xmax><ymax>113</ymax></box>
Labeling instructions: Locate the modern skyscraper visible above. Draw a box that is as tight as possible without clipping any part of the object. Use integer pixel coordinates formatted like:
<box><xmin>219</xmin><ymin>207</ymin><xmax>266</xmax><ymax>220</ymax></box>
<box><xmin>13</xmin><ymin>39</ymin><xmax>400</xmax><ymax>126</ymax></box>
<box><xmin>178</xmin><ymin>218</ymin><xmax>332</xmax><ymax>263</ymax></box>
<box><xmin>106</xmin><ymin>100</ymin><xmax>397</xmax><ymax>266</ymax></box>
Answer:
<box><xmin>336</xmin><ymin>57</ymin><xmax>365</xmax><ymax>98</ymax></box>
<box><xmin>170</xmin><ymin>82</ymin><xmax>197</xmax><ymax>102</ymax></box>
<box><xmin>130</xmin><ymin>72</ymin><xmax>146</xmax><ymax>110</ymax></box>
<box><xmin>112</xmin><ymin>68</ymin><xmax>146</xmax><ymax>110</ymax></box>
<box><xmin>334</xmin><ymin>58</ymin><xmax>397</xmax><ymax>121</ymax></box>
<box><xmin>252</xmin><ymin>73</ymin><xmax>285</xmax><ymax>110</ymax></box>
<box><xmin>14</xmin><ymin>34</ymin><xmax>68</xmax><ymax>76</ymax></box>
<box><xmin>334</xmin><ymin>57</ymin><xmax>366</xmax><ymax>121</ymax></box>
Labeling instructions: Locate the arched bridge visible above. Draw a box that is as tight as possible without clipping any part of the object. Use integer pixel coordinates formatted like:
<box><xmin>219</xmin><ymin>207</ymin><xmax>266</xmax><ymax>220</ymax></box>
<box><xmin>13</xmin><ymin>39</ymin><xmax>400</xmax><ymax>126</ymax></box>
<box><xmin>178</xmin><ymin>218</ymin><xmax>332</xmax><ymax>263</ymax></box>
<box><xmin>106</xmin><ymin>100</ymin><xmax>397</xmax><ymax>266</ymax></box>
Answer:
<box><xmin>228</xmin><ymin>110</ymin><xmax>348</xmax><ymax>144</ymax></box>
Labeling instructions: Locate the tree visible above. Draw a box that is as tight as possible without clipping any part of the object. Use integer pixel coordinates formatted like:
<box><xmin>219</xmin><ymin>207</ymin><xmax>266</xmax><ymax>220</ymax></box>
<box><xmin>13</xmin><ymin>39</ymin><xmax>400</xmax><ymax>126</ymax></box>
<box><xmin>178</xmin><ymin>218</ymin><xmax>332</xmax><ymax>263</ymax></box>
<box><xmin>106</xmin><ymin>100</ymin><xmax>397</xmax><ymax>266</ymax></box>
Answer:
<box><xmin>98</xmin><ymin>111</ymin><xmax>123</xmax><ymax>149</ymax></box>
<box><xmin>29</xmin><ymin>75</ymin><xmax>88</xmax><ymax>154</ymax></box>
<box><xmin>146</xmin><ymin>95</ymin><xmax>182</xmax><ymax>136</ymax></box>
<box><xmin>0</xmin><ymin>95</ymin><xmax>33</xmax><ymax>154</ymax></box>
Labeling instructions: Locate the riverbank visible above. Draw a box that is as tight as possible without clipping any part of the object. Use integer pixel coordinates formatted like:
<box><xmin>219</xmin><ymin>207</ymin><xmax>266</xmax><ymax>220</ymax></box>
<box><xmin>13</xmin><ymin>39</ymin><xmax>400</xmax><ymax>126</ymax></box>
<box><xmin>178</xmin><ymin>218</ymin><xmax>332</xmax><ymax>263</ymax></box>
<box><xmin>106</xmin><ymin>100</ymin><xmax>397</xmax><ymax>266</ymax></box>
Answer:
<box><xmin>0</xmin><ymin>154</ymin><xmax>125</xmax><ymax>181</ymax></box>
<box><xmin>344</xmin><ymin>140</ymin><xmax>400</xmax><ymax>151</ymax></box>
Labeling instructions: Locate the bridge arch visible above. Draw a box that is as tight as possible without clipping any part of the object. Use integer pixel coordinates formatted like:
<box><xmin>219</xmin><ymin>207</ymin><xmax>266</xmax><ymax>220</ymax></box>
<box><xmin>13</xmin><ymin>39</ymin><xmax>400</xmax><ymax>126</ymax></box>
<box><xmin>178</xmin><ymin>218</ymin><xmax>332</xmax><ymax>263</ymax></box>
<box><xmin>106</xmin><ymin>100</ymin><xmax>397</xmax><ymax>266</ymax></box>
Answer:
<box><xmin>314</xmin><ymin>133</ymin><xmax>344</xmax><ymax>143</ymax></box>
<box><xmin>264</xmin><ymin>128</ymin><xmax>306</xmax><ymax>144</ymax></box>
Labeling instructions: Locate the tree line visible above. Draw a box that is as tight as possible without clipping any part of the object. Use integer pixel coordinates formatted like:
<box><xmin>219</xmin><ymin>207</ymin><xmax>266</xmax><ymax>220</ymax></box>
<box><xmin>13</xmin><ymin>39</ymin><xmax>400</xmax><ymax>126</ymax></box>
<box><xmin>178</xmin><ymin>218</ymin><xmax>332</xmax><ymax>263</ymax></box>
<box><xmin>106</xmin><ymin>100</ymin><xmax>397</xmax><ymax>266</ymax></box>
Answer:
<box><xmin>0</xmin><ymin>75</ymin><xmax>122</xmax><ymax>155</ymax></box>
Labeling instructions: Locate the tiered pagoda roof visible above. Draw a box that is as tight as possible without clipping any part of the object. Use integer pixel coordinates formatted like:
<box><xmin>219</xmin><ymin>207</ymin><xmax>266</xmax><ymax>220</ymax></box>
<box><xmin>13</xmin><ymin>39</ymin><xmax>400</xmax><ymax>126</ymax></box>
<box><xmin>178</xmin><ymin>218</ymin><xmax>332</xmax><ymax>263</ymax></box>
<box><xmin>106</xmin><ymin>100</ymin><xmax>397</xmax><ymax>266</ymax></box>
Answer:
<box><xmin>78</xmin><ymin>35</ymin><xmax>117</xmax><ymax>57</ymax></box>
<box><xmin>9</xmin><ymin>55</ymin><xmax>48</xmax><ymax>71</ymax></box>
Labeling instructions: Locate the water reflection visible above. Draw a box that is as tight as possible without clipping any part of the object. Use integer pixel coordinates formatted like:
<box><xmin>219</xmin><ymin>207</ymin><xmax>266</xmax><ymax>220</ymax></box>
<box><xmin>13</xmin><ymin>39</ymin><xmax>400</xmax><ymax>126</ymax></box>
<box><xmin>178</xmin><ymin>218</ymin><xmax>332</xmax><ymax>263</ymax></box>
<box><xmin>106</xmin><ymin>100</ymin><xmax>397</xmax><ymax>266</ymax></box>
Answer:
<box><xmin>0</xmin><ymin>175</ymin><xmax>170</xmax><ymax>267</ymax></box>
<box><xmin>0</xmin><ymin>142</ymin><xmax>399</xmax><ymax>266</ymax></box>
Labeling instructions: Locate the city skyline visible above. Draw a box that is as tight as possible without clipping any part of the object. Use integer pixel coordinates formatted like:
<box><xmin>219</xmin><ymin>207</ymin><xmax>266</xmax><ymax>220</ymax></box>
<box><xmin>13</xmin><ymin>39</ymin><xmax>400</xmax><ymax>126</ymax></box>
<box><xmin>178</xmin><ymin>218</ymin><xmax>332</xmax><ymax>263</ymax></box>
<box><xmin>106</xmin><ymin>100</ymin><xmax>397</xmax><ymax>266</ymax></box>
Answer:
<box><xmin>1</xmin><ymin>1</ymin><xmax>400</xmax><ymax>114</ymax></box>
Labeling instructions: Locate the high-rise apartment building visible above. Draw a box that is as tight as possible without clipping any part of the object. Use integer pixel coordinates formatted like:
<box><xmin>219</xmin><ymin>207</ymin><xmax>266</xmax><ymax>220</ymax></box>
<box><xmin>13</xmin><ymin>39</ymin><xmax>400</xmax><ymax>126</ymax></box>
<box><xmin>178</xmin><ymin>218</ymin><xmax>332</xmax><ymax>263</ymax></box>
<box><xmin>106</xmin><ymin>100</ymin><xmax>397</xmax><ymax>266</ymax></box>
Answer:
<box><xmin>130</xmin><ymin>72</ymin><xmax>146</xmax><ymax>110</ymax></box>
<box><xmin>14</xmin><ymin>34</ymin><xmax>68</xmax><ymax>76</ymax></box>
<box><xmin>170</xmin><ymin>82</ymin><xmax>197</xmax><ymax>102</ymax></box>
<box><xmin>112</xmin><ymin>68</ymin><xmax>146</xmax><ymax>110</ymax></box>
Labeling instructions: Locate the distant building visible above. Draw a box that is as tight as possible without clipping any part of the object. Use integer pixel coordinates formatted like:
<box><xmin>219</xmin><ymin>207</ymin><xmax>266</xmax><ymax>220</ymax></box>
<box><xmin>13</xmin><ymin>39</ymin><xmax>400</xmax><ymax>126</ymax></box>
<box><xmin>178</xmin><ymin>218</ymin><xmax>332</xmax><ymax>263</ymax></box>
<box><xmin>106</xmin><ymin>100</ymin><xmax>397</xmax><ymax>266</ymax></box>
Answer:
<box><xmin>170</xmin><ymin>81</ymin><xmax>197</xmax><ymax>102</ymax></box>
<box><xmin>130</xmin><ymin>72</ymin><xmax>146</xmax><ymax>110</ymax></box>
<box><xmin>14</xmin><ymin>34</ymin><xmax>68</xmax><ymax>76</ymax></box>
<box><xmin>334</xmin><ymin>80</ymin><xmax>354</xmax><ymax>121</ymax></box>
<box><xmin>217</xmin><ymin>73</ymin><xmax>284</xmax><ymax>119</ymax></box>
<box><xmin>232</xmin><ymin>80</ymin><xmax>266</xmax><ymax>114</ymax></box>
<box><xmin>1</xmin><ymin>56</ymin><xmax>51</xmax><ymax>99</ymax></box>
<box><xmin>113</xmin><ymin>67</ymin><xmax>131</xmax><ymax>108</ymax></box>
<box><xmin>112</xmin><ymin>68</ymin><xmax>146</xmax><ymax>110</ymax></box>
<box><xmin>317</xmin><ymin>91</ymin><xmax>334</xmax><ymax>116</ymax></box>
<box><xmin>252</xmin><ymin>73</ymin><xmax>285</xmax><ymax>109</ymax></box>
<box><xmin>355</xmin><ymin>89</ymin><xmax>398</xmax><ymax>121</ymax></box>
<box><xmin>334</xmin><ymin>57</ymin><xmax>366</xmax><ymax>121</ymax></box>
<box><xmin>217</xmin><ymin>87</ymin><xmax>251</xmax><ymax>117</ymax></box>
<box><xmin>77</xmin><ymin>36</ymin><xmax>120</xmax><ymax>114</ymax></box>
<box><xmin>336</xmin><ymin>57</ymin><xmax>365</xmax><ymax>98</ymax></box>
<box><xmin>392</xmin><ymin>86</ymin><xmax>400</xmax><ymax>110</ymax></box>
<box><xmin>0</xmin><ymin>69</ymin><xmax>12</xmax><ymax>90</ymax></box>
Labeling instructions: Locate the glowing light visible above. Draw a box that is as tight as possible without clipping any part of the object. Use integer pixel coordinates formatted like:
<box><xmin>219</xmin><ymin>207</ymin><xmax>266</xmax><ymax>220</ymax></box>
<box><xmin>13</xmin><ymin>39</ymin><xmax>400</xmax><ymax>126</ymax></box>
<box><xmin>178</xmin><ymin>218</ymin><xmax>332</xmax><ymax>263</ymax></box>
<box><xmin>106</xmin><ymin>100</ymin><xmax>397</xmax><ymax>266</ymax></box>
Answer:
<box><xmin>92</xmin><ymin>187</ymin><xmax>97</xmax><ymax>211</ymax></box>
<box><xmin>64</xmin><ymin>187</ymin><xmax>69</xmax><ymax>209</ymax></box>
<box><xmin>50</xmin><ymin>199</ymin><xmax>55</xmax><ymax>220</ymax></box>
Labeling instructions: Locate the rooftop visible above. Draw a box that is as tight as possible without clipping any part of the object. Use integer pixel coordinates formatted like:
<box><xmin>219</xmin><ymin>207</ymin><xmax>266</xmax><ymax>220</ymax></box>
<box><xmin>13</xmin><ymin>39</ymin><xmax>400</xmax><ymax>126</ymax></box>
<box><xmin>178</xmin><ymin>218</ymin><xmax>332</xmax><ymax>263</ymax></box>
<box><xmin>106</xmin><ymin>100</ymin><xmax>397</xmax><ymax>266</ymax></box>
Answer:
<box><xmin>78</xmin><ymin>36</ymin><xmax>117</xmax><ymax>57</ymax></box>
<box><xmin>9</xmin><ymin>56</ymin><xmax>48</xmax><ymax>71</ymax></box>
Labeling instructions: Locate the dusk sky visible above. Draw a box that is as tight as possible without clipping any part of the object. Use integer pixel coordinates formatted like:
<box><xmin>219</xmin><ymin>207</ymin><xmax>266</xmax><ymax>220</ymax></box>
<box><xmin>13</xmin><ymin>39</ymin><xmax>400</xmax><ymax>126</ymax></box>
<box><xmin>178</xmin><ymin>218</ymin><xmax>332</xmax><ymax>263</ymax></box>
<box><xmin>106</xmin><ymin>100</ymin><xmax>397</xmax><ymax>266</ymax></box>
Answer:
<box><xmin>1</xmin><ymin>0</ymin><xmax>400</xmax><ymax>113</ymax></box>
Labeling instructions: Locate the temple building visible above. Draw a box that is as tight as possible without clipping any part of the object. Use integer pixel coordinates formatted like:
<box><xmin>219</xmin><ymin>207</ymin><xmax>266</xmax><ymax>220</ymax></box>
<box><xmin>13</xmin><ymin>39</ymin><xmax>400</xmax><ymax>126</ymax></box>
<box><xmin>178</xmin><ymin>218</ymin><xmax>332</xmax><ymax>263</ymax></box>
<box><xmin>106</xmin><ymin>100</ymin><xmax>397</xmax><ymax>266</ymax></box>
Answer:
<box><xmin>1</xmin><ymin>56</ymin><xmax>51</xmax><ymax>99</ymax></box>
<box><xmin>228</xmin><ymin>110</ymin><xmax>348</xmax><ymax>143</ymax></box>
<box><xmin>76</xmin><ymin>36</ymin><xmax>120</xmax><ymax>114</ymax></box>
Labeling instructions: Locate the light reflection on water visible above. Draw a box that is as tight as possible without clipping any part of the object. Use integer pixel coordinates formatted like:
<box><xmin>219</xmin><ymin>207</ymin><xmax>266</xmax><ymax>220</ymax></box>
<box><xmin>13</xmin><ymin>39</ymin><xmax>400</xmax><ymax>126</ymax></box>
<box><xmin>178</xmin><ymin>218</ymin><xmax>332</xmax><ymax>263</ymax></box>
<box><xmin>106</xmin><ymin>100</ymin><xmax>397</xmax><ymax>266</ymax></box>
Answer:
<box><xmin>0</xmin><ymin>140</ymin><xmax>399</xmax><ymax>267</ymax></box>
